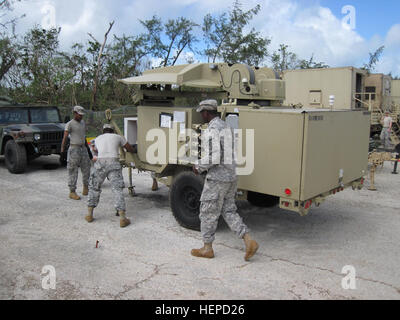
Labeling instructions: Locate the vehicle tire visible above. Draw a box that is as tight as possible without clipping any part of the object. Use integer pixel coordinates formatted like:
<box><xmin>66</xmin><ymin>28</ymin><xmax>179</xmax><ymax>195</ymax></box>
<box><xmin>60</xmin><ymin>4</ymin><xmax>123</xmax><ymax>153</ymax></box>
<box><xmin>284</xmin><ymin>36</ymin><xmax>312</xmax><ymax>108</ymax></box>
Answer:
<box><xmin>247</xmin><ymin>191</ymin><xmax>279</xmax><ymax>208</ymax></box>
<box><xmin>169</xmin><ymin>171</ymin><xmax>205</xmax><ymax>231</ymax></box>
<box><xmin>4</xmin><ymin>140</ymin><xmax>27</xmax><ymax>174</ymax></box>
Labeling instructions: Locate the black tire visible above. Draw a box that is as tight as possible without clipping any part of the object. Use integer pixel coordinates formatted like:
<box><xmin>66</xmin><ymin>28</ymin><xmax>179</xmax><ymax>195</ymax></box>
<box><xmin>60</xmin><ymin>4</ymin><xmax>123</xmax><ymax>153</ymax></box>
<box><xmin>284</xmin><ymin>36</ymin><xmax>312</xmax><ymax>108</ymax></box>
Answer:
<box><xmin>169</xmin><ymin>171</ymin><xmax>205</xmax><ymax>231</ymax></box>
<box><xmin>4</xmin><ymin>140</ymin><xmax>27</xmax><ymax>174</ymax></box>
<box><xmin>247</xmin><ymin>191</ymin><xmax>279</xmax><ymax>208</ymax></box>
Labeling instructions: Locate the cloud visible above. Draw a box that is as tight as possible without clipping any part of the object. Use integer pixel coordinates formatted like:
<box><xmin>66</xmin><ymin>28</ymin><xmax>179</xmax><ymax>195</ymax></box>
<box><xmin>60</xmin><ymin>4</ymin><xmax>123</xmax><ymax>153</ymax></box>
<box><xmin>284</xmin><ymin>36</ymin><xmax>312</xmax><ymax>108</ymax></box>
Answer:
<box><xmin>7</xmin><ymin>0</ymin><xmax>400</xmax><ymax>76</ymax></box>
<box><xmin>378</xmin><ymin>24</ymin><xmax>400</xmax><ymax>76</ymax></box>
<box><xmin>385</xmin><ymin>24</ymin><xmax>400</xmax><ymax>49</ymax></box>
<box><xmin>59</xmin><ymin>0</ymin><xmax>96</xmax><ymax>37</ymax></box>
<box><xmin>249</xmin><ymin>0</ymin><xmax>398</xmax><ymax>76</ymax></box>
<box><xmin>254</xmin><ymin>1</ymin><xmax>368</xmax><ymax>67</ymax></box>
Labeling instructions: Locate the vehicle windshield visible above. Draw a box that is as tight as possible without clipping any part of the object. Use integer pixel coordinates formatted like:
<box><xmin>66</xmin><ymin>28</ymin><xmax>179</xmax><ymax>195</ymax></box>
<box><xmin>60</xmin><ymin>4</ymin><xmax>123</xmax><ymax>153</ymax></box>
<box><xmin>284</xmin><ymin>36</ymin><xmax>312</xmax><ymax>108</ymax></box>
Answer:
<box><xmin>29</xmin><ymin>108</ymin><xmax>61</xmax><ymax>123</ymax></box>
<box><xmin>0</xmin><ymin>108</ymin><xmax>29</xmax><ymax>124</ymax></box>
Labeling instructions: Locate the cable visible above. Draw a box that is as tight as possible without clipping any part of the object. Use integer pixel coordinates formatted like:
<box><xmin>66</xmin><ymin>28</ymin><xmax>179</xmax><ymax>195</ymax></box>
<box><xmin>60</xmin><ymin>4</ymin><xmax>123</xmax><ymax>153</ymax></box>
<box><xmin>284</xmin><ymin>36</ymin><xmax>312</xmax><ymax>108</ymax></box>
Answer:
<box><xmin>217</xmin><ymin>68</ymin><xmax>254</xmax><ymax>96</ymax></box>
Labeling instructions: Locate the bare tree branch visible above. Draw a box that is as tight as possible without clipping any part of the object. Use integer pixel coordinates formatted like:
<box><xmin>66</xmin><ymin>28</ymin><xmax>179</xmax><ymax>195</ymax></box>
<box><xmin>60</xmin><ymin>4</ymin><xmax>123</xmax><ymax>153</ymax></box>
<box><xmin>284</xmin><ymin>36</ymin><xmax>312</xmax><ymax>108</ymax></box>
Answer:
<box><xmin>90</xmin><ymin>21</ymin><xmax>114</xmax><ymax>110</ymax></box>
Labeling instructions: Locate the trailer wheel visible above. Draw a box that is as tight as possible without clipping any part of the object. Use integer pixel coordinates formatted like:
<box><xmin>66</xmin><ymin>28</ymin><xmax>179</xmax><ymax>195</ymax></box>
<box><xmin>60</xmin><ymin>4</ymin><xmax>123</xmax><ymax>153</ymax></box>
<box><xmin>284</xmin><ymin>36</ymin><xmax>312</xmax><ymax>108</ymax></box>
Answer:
<box><xmin>247</xmin><ymin>191</ymin><xmax>279</xmax><ymax>208</ymax></box>
<box><xmin>169</xmin><ymin>171</ymin><xmax>204</xmax><ymax>231</ymax></box>
<box><xmin>4</xmin><ymin>140</ymin><xmax>27</xmax><ymax>174</ymax></box>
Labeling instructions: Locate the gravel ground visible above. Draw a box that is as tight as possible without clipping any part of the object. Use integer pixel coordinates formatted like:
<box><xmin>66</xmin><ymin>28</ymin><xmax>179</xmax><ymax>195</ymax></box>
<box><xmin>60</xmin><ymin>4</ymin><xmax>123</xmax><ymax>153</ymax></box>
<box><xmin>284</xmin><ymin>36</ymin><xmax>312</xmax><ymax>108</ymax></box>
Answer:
<box><xmin>0</xmin><ymin>155</ymin><xmax>399</xmax><ymax>300</ymax></box>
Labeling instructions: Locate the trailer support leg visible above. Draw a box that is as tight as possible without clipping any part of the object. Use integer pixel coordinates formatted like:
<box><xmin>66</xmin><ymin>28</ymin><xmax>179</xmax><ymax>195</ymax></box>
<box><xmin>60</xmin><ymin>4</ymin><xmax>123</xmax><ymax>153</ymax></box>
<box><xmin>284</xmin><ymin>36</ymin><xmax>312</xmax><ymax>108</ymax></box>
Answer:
<box><xmin>128</xmin><ymin>167</ymin><xmax>136</xmax><ymax>197</ymax></box>
<box><xmin>368</xmin><ymin>164</ymin><xmax>377</xmax><ymax>191</ymax></box>
<box><xmin>392</xmin><ymin>155</ymin><xmax>399</xmax><ymax>174</ymax></box>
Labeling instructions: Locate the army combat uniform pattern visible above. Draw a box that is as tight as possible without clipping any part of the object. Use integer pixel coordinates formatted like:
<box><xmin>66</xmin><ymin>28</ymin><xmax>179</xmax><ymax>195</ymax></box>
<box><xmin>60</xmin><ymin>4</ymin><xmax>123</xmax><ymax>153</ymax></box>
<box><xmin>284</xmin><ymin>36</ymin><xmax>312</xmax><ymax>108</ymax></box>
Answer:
<box><xmin>197</xmin><ymin>117</ymin><xmax>248</xmax><ymax>244</ymax></box>
<box><xmin>65</xmin><ymin>118</ymin><xmax>91</xmax><ymax>192</ymax></box>
<box><xmin>67</xmin><ymin>146</ymin><xmax>91</xmax><ymax>192</ymax></box>
<box><xmin>380</xmin><ymin>116</ymin><xmax>393</xmax><ymax>150</ymax></box>
<box><xmin>87</xmin><ymin>159</ymin><xmax>126</xmax><ymax>211</ymax></box>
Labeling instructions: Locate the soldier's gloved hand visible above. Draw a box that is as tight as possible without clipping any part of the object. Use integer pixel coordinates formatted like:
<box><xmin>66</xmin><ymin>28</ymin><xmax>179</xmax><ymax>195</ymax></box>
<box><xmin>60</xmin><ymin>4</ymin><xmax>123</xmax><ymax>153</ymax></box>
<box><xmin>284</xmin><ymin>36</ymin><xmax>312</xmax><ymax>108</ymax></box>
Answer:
<box><xmin>130</xmin><ymin>144</ymin><xmax>138</xmax><ymax>153</ymax></box>
<box><xmin>60</xmin><ymin>152</ymin><xmax>67</xmax><ymax>163</ymax></box>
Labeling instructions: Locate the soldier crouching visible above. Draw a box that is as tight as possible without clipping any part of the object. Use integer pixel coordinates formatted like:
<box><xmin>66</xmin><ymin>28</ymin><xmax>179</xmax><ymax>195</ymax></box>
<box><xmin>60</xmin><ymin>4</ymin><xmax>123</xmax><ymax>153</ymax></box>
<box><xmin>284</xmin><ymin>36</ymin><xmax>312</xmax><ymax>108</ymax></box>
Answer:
<box><xmin>86</xmin><ymin>124</ymin><xmax>135</xmax><ymax>228</ymax></box>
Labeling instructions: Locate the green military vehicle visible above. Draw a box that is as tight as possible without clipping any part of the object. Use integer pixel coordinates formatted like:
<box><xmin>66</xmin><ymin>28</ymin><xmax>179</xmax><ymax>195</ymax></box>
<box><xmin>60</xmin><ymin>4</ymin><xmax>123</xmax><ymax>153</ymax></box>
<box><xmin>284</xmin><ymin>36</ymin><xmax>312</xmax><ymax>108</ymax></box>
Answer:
<box><xmin>0</xmin><ymin>96</ymin><xmax>65</xmax><ymax>173</ymax></box>
<box><xmin>106</xmin><ymin>63</ymin><xmax>370</xmax><ymax>231</ymax></box>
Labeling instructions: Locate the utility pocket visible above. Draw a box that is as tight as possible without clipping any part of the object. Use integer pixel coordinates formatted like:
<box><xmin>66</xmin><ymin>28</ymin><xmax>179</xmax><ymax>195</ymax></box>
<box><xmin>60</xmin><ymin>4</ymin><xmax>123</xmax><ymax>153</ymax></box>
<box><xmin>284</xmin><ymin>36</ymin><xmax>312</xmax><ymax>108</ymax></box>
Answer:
<box><xmin>200</xmin><ymin>179</ymin><xmax>220</xmax><ymax>201</ymax></box>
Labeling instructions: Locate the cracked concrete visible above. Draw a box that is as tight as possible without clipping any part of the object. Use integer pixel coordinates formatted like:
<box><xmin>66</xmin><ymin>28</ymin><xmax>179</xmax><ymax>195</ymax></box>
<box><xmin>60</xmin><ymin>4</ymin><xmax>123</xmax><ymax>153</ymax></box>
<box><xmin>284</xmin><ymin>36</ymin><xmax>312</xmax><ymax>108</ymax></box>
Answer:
<box><xmin>0</xmin><ymin>155</ymin><xmax>400</xmax><ymax>300</ymax></box>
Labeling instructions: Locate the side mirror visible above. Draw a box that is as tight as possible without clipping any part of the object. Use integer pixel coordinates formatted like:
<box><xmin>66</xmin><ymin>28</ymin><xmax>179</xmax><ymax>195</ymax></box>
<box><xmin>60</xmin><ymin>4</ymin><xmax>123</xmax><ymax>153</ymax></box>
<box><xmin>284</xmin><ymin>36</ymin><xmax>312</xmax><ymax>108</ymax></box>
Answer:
<box><xmin>64</xmin><ymin>116</ymin><xmax>70</xmax><ymax>123</ymax></box>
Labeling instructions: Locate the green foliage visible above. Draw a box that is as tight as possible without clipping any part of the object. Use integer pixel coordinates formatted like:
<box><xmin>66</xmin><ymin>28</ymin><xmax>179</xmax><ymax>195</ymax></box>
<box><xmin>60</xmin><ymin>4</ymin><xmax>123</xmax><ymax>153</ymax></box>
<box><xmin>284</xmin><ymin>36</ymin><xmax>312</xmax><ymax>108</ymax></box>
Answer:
<box><xmin>203</xmin><ymin>0</ymin><xmax>269</xmax><ymax>65</ymax></box>
<box><xmin>271</xmin><ymin>45</ymin><xmax>329</xmax><ymax>72</ymax></box>
<box><xmin>0</xmin><ymin>36</ymin><xmax>17</xmax><ymax>81</ymax></box>
<box><xmin>297</xmin><ymin>54</ymin><xmax>329</xmax><ymax>69</ymax></box>
<box><xmin>271</xmin><ymin>44</ymin><xmax>298</xmax><ymax>73</ymax></box>
<box><xmin>1</xmin><ymin>1</ymin><xmax>397</xmax><ymax>110</ymax></box>
<box><xmin>17</xmin><ymin>26</ymin><xmax>66</xmax><ymax>104</ymax></box>
<box><xmin>140</xmin><ymin>15</ymin><xmax>199</xmax><ymax>67</ymax></box>
<box><xmin>362</xmin><ymin>45</ymin><xmax>385</xmax><ymax>73</ymax></box>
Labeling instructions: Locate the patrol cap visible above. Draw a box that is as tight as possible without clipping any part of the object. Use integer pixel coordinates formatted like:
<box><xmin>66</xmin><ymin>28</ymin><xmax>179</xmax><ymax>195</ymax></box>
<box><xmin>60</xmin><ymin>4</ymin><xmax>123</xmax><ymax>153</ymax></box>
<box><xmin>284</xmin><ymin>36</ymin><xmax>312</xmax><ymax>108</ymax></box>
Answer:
<box><xmin>196</xmin><ymin>99</ymin><xmax>218</xmax><ymax>112</ymax></box>
<box><xmin>73</xmin><ymin>106</ymin><xmax>85</xmax><ymax>115</ymax></box>
<box><xmin>103</xmin><ymin>123</ymin><xmax>114</xmax><ymax>130</ymax></box>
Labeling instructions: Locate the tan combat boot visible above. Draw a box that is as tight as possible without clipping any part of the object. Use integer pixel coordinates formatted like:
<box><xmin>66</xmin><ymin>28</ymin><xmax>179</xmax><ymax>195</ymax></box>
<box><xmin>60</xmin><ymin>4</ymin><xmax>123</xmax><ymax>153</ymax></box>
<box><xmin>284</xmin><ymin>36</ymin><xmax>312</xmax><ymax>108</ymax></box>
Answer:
<box><xmin>191</xmin><ymin>243</ymin><xmax>215</xmax><ymax>259</ymax></box>
<box><xmin>118</xmin><ymin>211</ymin><xmax>131</xmax><ymax>228</ymax></box>
<box><xmin>69</xmin><ymin>191</ymin><xmax>81</xmax><ymax>200</ymax></box>
<box><xmin>85</xmin><ymin>207</ymin><xmax>94</xmax><ymax>223</ymax></box>
<box><xmin>151</xmin><ymin>178</ymin><xmax>159</xmax><ymax>191</ymax></box>
<box><xmin>82</xmin><ymin>185</ymin><xmax>89</xmax><ymax>196</ymax></box>
<box><xmin>243</xmin><ymin>233</ymin><xmax>259</xmax><ymax>261</ymax></box>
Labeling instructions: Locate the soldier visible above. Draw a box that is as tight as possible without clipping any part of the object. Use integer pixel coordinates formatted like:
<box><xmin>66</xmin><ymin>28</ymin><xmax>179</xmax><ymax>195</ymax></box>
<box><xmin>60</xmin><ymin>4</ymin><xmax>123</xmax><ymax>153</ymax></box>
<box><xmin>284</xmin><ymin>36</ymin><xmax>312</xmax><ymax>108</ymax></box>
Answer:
<box><xmin>85</xmin><ymin>124</ymin><xmax>135</xmax><ymax>228</ymax></box>
<box><xmin>191</xmin><ymin>99</ymin><xmax>259</xmax><ymax>261</ymax></box>
<box><xmin>380</xmin><ymin>111</ymin><xmax>393</xmax><ymax>150</ymax></box>
<box><xmin>61</xmin><ymin>106</ymin><xmax>91</xmax><ymax>200</ymax></box>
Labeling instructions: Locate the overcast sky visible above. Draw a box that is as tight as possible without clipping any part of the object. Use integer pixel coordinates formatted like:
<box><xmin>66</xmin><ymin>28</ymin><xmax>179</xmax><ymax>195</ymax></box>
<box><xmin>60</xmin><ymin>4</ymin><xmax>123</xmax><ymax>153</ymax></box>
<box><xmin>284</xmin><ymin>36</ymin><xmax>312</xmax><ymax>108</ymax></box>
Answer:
<box><xmin>5</xmin><ymin>0</ymin><xmax>400</xmax><ymax>76</ymax></box>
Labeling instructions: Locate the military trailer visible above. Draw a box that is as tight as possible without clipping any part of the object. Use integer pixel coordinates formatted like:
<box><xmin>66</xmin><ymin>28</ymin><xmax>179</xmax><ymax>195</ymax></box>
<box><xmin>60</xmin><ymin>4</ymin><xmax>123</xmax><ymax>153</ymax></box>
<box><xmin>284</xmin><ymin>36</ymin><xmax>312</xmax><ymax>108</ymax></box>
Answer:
<box><xmin>364</xmin><ymin>73</ymin><xmax>392</xmax><ymax>111</ymax></box>
<box><xmin>107</xmin><ymin>63</ymin><xmax>370</xmax><ymax>231</ymax></box>
<box><xmin>283</xmin><ymin>67</ymin><xmax>367</xmax><ymax>110</ymax></box>
<box><xmin>363</xmin><ymin>73</ymin><xmax>394</xmax><ymax>135</ymax></box>
<box><xmin>391</xmin><ymin>80</ymin><xmax>400</xmax><ymax>113</ymax></box>
<box><xmin>0</xmin><ymin>97</ymin><xmax>65</xmax><ymax>173</ymax></box>
<box><xmin>388</xmin><ymin>80</ymin><xmax>400</xmax><ymax>148</ymax></box>
<box><xmin>283</xmin><ymin>68</ymin><xmax>400</xmax><ymax>147</ymax></box>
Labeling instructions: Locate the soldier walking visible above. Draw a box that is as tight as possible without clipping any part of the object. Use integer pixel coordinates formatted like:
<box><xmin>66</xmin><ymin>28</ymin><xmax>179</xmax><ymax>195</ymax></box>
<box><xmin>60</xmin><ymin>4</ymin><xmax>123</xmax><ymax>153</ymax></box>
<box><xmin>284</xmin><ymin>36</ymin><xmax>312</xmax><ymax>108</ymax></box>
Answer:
<box><xmin>86</xmin><ymin>124</ymin><xmax>135</xmax><ymax>228</ymax></box>
<box><xmin>191</xmin><ymin>99</ymin><xmax>259</xmax><ymax>261</ymax></box>
<box><xmin>61</xmin><ymin>106</ymin><xmax>91</xmax><ymax>200</ymax></box>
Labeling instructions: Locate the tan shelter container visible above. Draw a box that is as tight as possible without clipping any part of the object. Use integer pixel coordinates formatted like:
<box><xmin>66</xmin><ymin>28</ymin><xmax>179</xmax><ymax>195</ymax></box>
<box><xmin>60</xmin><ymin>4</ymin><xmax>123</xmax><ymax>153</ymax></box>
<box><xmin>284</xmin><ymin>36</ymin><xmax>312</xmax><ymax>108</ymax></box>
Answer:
<box><xmin>283</xmin><ymin>67</ymin><xmax>367</xmax><ymax>110</ymax></box>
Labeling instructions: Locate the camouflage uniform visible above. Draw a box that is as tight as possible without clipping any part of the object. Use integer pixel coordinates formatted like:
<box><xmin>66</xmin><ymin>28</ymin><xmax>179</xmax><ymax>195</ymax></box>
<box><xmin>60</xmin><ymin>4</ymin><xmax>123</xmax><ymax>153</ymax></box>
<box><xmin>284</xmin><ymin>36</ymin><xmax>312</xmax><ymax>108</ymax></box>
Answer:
<box><xmin>380</xmin><ymin>129</ymin><xmax>391</xmax><ymax>150</ymax></box>
<box><xmin>67</xmin><ymin>145</ymin><xmax>91</xmax><ymax>192</ymax></box>
<box><xmin>197</xmin><ymin>117</ymin><xmax>248</xmax><ymax>244</ymax></box>
<box><xmin>380</xmin><ymin>115</ymin><xmax>393</xmax><ymax>150</ymax></box>
<box><xmin>87</xmin><ymin>158</ymin><xmax>126</xmax><ymax>211</ymax></box>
